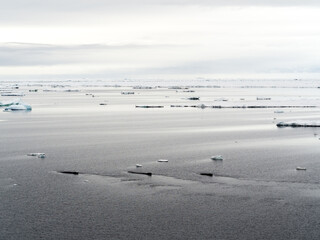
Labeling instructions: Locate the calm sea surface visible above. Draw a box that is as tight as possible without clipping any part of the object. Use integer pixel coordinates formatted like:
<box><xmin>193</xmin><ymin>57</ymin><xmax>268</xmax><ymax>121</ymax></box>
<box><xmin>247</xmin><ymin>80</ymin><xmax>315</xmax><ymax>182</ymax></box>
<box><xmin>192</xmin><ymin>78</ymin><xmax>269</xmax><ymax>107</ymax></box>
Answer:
<box><xmin>1</xmin><ymin>83</ymin><xmax>320</xmax><ymax>239</ymax></box>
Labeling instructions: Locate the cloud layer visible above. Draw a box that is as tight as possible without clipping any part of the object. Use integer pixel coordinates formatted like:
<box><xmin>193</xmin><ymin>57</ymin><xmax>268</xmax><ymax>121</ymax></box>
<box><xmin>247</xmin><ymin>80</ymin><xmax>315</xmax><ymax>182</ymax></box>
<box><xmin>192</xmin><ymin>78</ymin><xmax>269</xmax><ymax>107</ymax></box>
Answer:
<box><xmin>1</xmin><ymin>1</ymin><xmax>320</xmax><ymax>80</ymax></box>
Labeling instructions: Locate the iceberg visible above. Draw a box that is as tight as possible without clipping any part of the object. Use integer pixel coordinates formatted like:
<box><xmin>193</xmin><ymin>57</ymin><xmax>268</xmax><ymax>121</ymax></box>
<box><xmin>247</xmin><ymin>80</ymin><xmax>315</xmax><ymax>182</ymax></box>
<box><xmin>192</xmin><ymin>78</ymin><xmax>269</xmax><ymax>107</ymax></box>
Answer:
<box><xmin>187</xmin><ymin>97</ymin><xmax>200</xmax><ymax>100</ymax></box>
<box><xmin>296</xmin><ymin>167</ymin><xmax>306</xmax><ymax>170</ymax></box>
<box><xmin>128</xmin><ymin>171</ymin><xmax>152</xmax><ymax>176</ymax></box>
<box><xmin>1</xmin><ymin>92</ymin><xmax>25</xmax><ymax>96</ymax></box>
<box><xmin>136</xmin><ymin>105</ymin><xmax>164</xmax><ymax>108</ymax></box>
<box><xmin>0</xmin><ymin>98</ymin><xmax>21</xmax><ymax>107</ymax></box>
<box><xmin>211</xmin><ymin>155</ymin><xmax>223</xmax><ymax>160</ymax></box>
<box><xmin>4</xmin><ymin>103</ymin><xmax>32</xmax><ymax>112</ymax></box>
<box><xmin>59</xmin><ymin>171</ymin><xmax>79</xmax><ymax>175</ymax></box>
<box><xmin>277</xmin><ymin>121</ymin><xmax>320</xmax><ymax>127</ymax></box>
<box><xmin>27</xmin><ymin>153</ymin><xmax>46</xmax><ymax>158</ymax></box>
<box><xmin>157</xmin><ymin>159</ymin><xmax>168</xmax><ymax>162</ymax></box>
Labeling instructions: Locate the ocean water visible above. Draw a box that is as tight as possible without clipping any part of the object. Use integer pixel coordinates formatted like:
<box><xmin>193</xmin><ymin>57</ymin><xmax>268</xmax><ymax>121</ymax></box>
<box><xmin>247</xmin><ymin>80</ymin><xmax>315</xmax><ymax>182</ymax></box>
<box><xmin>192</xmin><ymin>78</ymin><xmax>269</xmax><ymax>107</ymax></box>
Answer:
<box><xmin>1</xmin><ymin>82</ymin><xmax>320</xmax><ymax>239</ymax></box>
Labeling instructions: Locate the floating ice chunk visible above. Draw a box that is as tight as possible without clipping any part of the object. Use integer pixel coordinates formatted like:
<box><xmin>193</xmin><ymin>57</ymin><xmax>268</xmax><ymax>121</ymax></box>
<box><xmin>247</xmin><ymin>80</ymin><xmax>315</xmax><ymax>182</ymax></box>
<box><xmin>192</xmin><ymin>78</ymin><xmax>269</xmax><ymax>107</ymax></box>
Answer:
<box><xmin>200</xmin><ymin>173</ymin><xmax>213</xmax><ymax>177</ymax></box>
<box><xmin>37</xmin><ymin>153</ymin><xmax>46</xmax><ymax>158</ymax></box>
<box><xmin>121</xmin><ymin>91</ymin><xmax>135</xmax><ymax>95</ymax></box>
<box><xmin>157</xmin><ymin>159</ymin><xmax>168</xmax><ymax>162</ymax></box>
<box><xmin>136</xmin><ymin>105</ymin><xmax>164</xmax><ymax>108</ymax></box>
<box><xmin>27</xmin><ymin>153</ymin><xmax>39</xmax><ymax>156</ymax></box>
<box><xmin>296</xmin><ymin>167</ymin><xmax>306</xmax><ymax>170</ymax></box>
<box><xmin>187</xmin><ymin>97</ymin><xmax>200</xmax><ymax>100</ymax></box>
<box><xmin>277</xmin><ymin>121</ymin><xmax>320</xmax><ymax>127</ymax></box>
<box><xmin>128</xmin><ymin>171</ymin><xmax>152</xmax><ymax>176</ymax></box>
<box><xmin>27</xmin><ymin>153</ymin><xmax>46</xmax><ymax>158</ymax></box>
<box><xmin>211</xmin><ymin>155</ymin><xmax>223</xmax><ymax>160</ymax></box>
<box><xmin>0</xmin><ymin>98</ymin><xmax>21</xmax><ymax>107</ymax></box>
<box><xmin>136</xmin><ymin>164</ymin><xmax>142</xmax><ymax>168</ymax></box>
<box><xmin>59</xmin><ymin>171</ymin><xmax>79</xmax><ymax>175</ymax></box>
<box><xmin>4</xmin><ymin>103</ymin><xmax>32</xmax><ymax>112</ymax></box>
<box><xmin>1</xmin><ymin>92</ymin><xmax>25</xmax><ymax>96</ymax></box>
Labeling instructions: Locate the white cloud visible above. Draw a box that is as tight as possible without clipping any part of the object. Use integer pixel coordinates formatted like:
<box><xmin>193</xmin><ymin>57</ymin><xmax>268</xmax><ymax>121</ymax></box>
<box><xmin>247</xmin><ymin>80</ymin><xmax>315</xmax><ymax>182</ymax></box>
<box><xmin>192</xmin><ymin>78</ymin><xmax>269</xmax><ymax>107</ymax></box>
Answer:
<box><xmin>0</xmin><ymin>3</ymin><xmax>320</xmax><ymax>80</ymax></box>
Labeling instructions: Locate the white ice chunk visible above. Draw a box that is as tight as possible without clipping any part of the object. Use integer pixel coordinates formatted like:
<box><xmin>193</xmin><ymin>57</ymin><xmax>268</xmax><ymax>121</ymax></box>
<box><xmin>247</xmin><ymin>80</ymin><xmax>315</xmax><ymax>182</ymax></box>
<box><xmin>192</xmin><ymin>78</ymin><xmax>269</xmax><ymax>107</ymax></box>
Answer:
<box><xmin>27</xmin><ymin>153</ymin><xmax>46</xmax><ymax>158</ymax></box>
<box><xmin>1</xmin><ymin>92</ymin><xmax>25</xmax><ymax>96</ymax></box>
<box><xmin>157</xmin><ymin>159</ymin><xmax>168</xmax><ymax>162</ymax></box>
<box><xmin>277</xmin><ymin>121</ymin><xmax>320</xmax><ymax>127</ymax></box>
<box><xmin>0</xmin><ymin>98</ymin><xmax>21</xmax><ymax>107</ymax></box>
<box><xmin>4</xmin><ymin>102</ymin><xmax>32</xmax><ymax>111</ymax></box>
<box><xmin>296</xmin><ymin>167</ymin><xmax>306</xmax><ymax>170</ymax></box>
<box><xmin>211</xmin><ymin>155</ymin><xmax>223</xmax><ymax>160</ymax></box>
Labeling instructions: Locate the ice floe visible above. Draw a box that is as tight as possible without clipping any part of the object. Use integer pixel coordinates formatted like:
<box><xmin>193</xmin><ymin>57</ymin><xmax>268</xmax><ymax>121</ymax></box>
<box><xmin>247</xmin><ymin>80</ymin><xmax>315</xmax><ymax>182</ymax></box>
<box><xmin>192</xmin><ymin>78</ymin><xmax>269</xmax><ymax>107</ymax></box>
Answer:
<box><xmin>158</xmin><ymin>159</ymin><xmax>169</xmax><ymax>163</ymax></box>
<box><xmin>27</xmin><ymin>153</ymin><xmax>46</xmax><ymax>158</ymax></box>
<box><xmin>4</xmin><ymin>103</ymin><xmax>32</xmax><ymax>112</ymax></box>
<box><xmin>1</xmin><ymin>98</ymin><xmax>32</xmax><ymax>112</ymax></box>
<box><xmin>296</xmin><ymin>167</ymin><xmax>307</xmax><ymax>170</ymax></box>
<box><xmin>128</xmin><ymin>171</ymin><xmax>152</xmax><ymax>176</ymax></box>
<box><xmin>136</xmin><ymin>105</ymin><xmax>164</xmax><ymax>108</ymax></box>
<box><xmin>277</xmin><ymin>121</ymin><xmax>320</xmax><ymax>127</ymax></box>
<box><xmin>211</xmin><ymin>155</ymin><xmax>223</xmax><ymax>160</ymax></box>
<box><xmin>1</xmin><ymin>92</ymin><xmax>25</xmax><ymax>96</ymax></box>
<box><xmin>186</xmin><ymin>97</ymin><xmax>200</xmax><ymax>100</ymax></box>
<box><xmin>0</xmin><ymin>98</ymin><xmax>21</xmax><ymax>107</ymax></box>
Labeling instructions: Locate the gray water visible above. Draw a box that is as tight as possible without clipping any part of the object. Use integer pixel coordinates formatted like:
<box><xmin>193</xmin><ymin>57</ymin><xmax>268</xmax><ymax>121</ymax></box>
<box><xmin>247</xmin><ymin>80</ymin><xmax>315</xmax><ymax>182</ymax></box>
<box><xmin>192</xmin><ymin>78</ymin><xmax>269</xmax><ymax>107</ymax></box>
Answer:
<box><xmin>1</xmin><ymin>84</ymin><xmax>320</xmax><ymax>239</ymax></box>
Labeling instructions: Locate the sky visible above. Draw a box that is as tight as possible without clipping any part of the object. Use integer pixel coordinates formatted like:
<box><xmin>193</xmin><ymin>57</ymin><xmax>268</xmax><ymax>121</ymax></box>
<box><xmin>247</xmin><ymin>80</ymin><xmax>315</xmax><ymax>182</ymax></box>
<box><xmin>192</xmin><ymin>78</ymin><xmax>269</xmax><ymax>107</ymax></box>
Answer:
<box><xmin>1</xmin><ymin>0</ymin><xmax>320</xmax><ymax>80</ymax></box>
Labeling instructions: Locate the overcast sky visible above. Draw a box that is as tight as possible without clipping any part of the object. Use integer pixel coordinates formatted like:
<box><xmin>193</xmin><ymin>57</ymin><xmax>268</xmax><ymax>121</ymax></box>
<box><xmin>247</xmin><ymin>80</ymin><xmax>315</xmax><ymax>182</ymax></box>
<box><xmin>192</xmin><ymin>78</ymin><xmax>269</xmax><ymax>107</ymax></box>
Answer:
<box><xmin>1</xmin><ymin>0</ymin><xmax>320</xmax><ymax>80</ymax></box>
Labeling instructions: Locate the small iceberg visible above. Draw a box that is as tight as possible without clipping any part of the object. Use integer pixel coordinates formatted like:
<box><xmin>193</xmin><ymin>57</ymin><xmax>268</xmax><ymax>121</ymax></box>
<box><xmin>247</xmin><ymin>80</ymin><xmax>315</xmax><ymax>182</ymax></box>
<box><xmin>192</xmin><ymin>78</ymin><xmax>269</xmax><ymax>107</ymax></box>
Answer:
<box><xmin>200</xmin><ymin>173</ymin><xmax>213</xmax><ymax>177</ymax></box>
<box><xmin>59</xmin><ymin>171</ymin><xmax>79</xmax><ymax>175</ymax></box>
<box><xmin>37</xmin><ymin>153</ymin><xmax>46</xmax><ymax>158</ymax></box>
<box><xmin>211</xmin><ymin>155</ymin><xmax>223</xmax><ymax>160</ymax></box>
<box><xmin>0</xmin><ymin>98</ymin><xmax>21</xmax><ymax>107</ymax></box>
<box><xmin>277</xmin><ymin>121</ymin><xmax>320</xmax><ymax>127</ymax></box>
<box><xmin>128</xmin><ymin>171</ymin><xmax>152</xmax><ymax>176</ymax></box>
<box><xmin>136</xmin><ymin>164</ymin><xmax>142</xmax><ymax>168</ymax></box>
<box><xmin>157</xmin><ymin>159</ymin><xmax>168</xmax><ymax>163</ymax></box>
<box><xmin>136</xmin><ymin>105</ymin><xmax>164</xmax><ymax>108</ymax></box>
<box><xmin>4</xmin><ymin>104</ymin><xmax>32</xmax><ymax>111</ymax></box>
<box><xmin>296</xmin><ymin>167</ymin><xmax>306</xmax><ymax>171</ymax></box>
<box><xmin>27</xmin><ymin>153</ymin><xmax>46</xmax><ymax>158</ymax></box>
<box><xmin>1</xmin><ymin>92</ymin><xmax>25</xmax><ymax>96</ymax></box>
<box><xmin>187</xmin><ymin>97</ymin><xmax>200</xmax><ymax>100</ymax></box>
<box><xmin>4</xmin><ymin>103</ymin><xmax>32</xmax><ymax>112</ymax></box>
